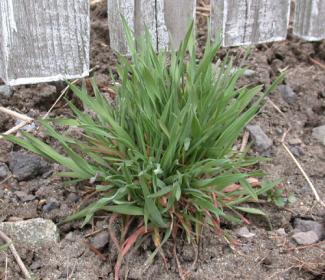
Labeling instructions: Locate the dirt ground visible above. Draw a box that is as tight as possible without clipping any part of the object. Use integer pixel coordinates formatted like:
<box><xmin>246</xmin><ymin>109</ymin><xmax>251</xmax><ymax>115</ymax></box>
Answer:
<box><xmin>0</xmin><ymin>1</ymin><xmax>324</xmax><ymax>279</ymax></box>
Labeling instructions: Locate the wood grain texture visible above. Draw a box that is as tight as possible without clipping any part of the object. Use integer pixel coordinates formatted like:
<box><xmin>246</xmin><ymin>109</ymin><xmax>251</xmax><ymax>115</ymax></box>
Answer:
<box><xmin>158</xmin><ymin>0</ymin><xmax>196</xmax><ymax>50</ymax></box>
<box><xmin>135</xmin><ymin>0</ymin><xmax>157</xmax><ymax>49</ymax></box>
<box><xmin>0</xmin><ymin>0</ymin><xmax>90</xmax><ymax>86</ymax></box>
<box><xmin>107</xmin><ymin>0</ymin><xmax>196</xmax><ymax>53</ymax></box>
<box><xmin>107</xmin><ymin>0</ymin><xmax>134</xmax><ymax>54</ymax></box>
<box><xmin>211</xmin><ymin>0</ymin><xmax>291</xmax><ymax>47</ymax></box>
<box><xmin>294</xmin><ymin>0</ymin><xmax>325</xmax><ymax>41</ymax></box>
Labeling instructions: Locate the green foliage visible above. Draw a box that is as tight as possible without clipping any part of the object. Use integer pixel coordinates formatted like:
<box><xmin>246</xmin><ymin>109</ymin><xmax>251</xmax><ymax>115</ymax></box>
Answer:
<box><xmin>267</xmin><ymin>187</ymin><xmax>296</xmax><ymax>207</ymax></box>
<box><xmin>4</xmin><ymin>23</ymin><xmax>283</xmax><ymax>250</ymax></box>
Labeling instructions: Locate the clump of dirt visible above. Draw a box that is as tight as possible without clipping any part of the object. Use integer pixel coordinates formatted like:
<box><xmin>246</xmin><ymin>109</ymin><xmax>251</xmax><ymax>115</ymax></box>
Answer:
<box><xmin>0</xmin><ymin>0</ymin><xmax>324</xmax><ymax>279</ymax></box>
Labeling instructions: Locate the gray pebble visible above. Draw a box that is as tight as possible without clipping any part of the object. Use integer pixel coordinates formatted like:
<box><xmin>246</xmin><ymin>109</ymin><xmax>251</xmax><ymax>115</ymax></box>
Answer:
<box><xmin>0</xmin><ymin>85</ymin><xmax>12</xmax><ymax>98</ymax></box>
<box><xmin>289</xmin><ymin>146</ymin><xmax>305</xmax><ymax>157</ymax></box>
<box><xmin>14</xmin><ymin>120</ymin><xmax>36</xmax><ymax>132</ymax></box>
<box><xmin>292</xmin><ymin>231</ymin><xmax>319</xmax><ymax>245</ymax></box>
<box><xmin>275</xmin><ymin>228</ymin><xmax>286</xmax><ymax>236</ymax></box>
<box><xmin>294</xmin><ymin>218</ymin><xmax>324</xmax><ymax>239</ymax></box>
<box><xmin>15</xmin><ymin>191</ymin><xmax>36</xmax><ymax>202</ymax></box>
<box><xmin>91</xmin><ymin>231</ymin><xmax>109</xmax><ymax>250</ymax></box>
<box><xmin>247</xmin><ymin>125</ymin><xmax>273</xmax><ymax>152</ymax></box>
<box><xmin>9</xmin><ymin>151</ymin><xmax>50</xmax><ymax>181</ymax></box>
<box><xmin>275</xmin><ymin>127</ymin><xmax>283</xmax><ymax>135</ymax></box>
<box><xmin>244</xmin><ymin>69</ymin><xmax>256</xmax><ymax>77</ymax></box>
<box><xmin>43</xmin><ymin>199</ymin><xmax>60</xmax><ymax>213</ymax></box>
<box><xmin>277</xmin><ymin>85</ymin><xmax>297</xmax><ymax>104</ymax></box>
<box><xmin>312</xmin><ymin>125</ymin><xmax>325</xmax><ymax>146</ymax></box>
<box><xmin>64</xmin><ymin>232</ymin><xmax>76</xmax><ymax>242</ymax></box>
<box><xmin>66</xmin><ymin>192</ymin><xmax>80</xmax><ymax>203</ymax></box>
<box><xmin>0</xmin><ymin>163</ymin><xmax>10</xmax><ymax>179</ymax></box>
<box><xmin>0</xmin><ymin>218</ymin><xmax>59</xmax><ymax>248</ymax></box>
<box><xmin>288</xmin><ymin>138</ymin><xmax>302</xmax><ymax>145</ymax></box>
<box><xmin>30</xmin><ymin>260</ymin><xmax>43</xmax><ymax>270</ymax></box>
<box><xmin>236</xmin><ymin>226</ymin><xmax>255</xmax><ymax>238</ymax></box>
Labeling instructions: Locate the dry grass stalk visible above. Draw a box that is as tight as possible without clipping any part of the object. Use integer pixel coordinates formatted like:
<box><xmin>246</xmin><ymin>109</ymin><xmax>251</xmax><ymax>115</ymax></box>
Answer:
<box><xmin>0</xmin><ymin>230</ymin><xmax>31</xmax><ymax>279</ymax></box>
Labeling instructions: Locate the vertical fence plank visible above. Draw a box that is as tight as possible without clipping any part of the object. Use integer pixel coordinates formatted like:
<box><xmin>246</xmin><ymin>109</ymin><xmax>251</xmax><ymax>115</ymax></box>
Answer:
<box><xmin>135</xmin><ymin>0</ymin><xmax>157</xmax><ymax>49</ymax></box>
<box><xmin>157</xmin><ymin>0</ymin><xmax>196</xmax><ymax>50</ymax></box>
<box><xmin>107</xmin><ymin>0</ymin><xmax>196</xmax><ymax>53</ymax></box>
<box><xmin>211</xmin><ymin>0</ymin><xmax>291</xmax><ymax>47</ymax></box>
<box><xmin>294</xmin><ymin>0</ymin><xmax>325</xmax><ymax>41</ymax></box>
<box><xmin>107</xmin><ymin>0</ymin><xmax>134</xmax><ymax>54</ymax></box>
<box><xmin>0</xmin><ymin>0</ymin><xmax>90</xmax><ymax>86</ymax></box>
<box><xmin>0</xmin><ymin>14</ymin><xmax>6</xmax><ymax>82</ymax></box>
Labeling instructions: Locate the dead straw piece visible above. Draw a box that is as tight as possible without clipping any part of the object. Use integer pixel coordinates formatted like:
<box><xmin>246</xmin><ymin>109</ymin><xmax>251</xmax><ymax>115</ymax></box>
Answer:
<box><xmin>0</xmin><ymin>230</ymin><xmax>31</xmax><ymax>279</ymax></box>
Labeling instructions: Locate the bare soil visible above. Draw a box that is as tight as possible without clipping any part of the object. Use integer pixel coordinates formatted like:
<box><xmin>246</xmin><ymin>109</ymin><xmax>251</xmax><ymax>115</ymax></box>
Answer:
<box><xmin>0</xmin><ymin>1</ymin><xmax>324</xmax><ymax>279</ymax></box>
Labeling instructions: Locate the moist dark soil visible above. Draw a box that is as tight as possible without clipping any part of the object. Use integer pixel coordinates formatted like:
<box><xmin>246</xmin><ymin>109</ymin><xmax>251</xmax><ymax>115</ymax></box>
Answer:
<box><xmin>0</xmin><ymin>1</ymin><xmax>324</xmax><ymax>279</ymax></box>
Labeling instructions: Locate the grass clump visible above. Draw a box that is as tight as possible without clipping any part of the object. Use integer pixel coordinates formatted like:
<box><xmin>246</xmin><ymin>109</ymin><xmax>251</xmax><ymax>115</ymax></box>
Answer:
<box><xmin>4</xmin><ymin>22</ymin><xmax>283</xmax><ymax>277</ymax></box>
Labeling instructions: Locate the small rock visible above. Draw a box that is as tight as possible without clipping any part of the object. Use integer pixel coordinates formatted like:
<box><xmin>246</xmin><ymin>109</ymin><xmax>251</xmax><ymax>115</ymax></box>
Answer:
<box><xmin>0</xmin><ymin>218</ymin><xmax>59</xmax><ymax>248</ymax></box>
<box><xmin>43</xmin><ymin>198</ymin><xmax>60</xmax><ymax>213</ymax></box>
<box><xmin>293</xmin><ymin>218</ymin><xmax>324</xmax><ymax>239</ymax></box>
<box><xmin>91</xmin><ymin>231</ymin><xmax>109</xmax><ymax>250</ymax></box>
<box><xmin>275</xmin><ymin>228</ymin><xmax>286</xmax><ymax>236</ymax></box>
<box><xmin>236</xmin><ymin>227</ymin><xmax>255</xmax><ymax>238</ymax></box>
<box><xmin>288</xmin><ymin>138</ymin><xmax>302</xmax><ymax>145</ymax></box>
<box><xmin>30</xmin><ymin>260</ymin><xmax>43</xmax><ymax>270</ymax></box>
<box><xmin>64</xmin><ymin>232</ymin><xmax>76</xmax><ymax>242</ymax></box>
<box><xmin>9</xmin><ymin>151</ymin><xmax>50</xmax><ymax>181</ymax></box>
<box><xmin>277</xmin><ymin>85</ymin><xmax>297</xmax><ymax>105</ymax></box>
<box><xmin>292</xmin><ymin>231</ymin><xmax>319</xmax><ymax>245</ymax></box>
<box><xmin>312</xmin><ymin>126</ymin><xmax>325</xmax><ymax>146</ymax></box>
<box><xmin>0</xmin><ymin>85</ymin><xmax>12</xmax><ymax>98</ymax></box>
<box><xmin>289</xmin><ymin>146</ymin><xmax>305</xmax><ymax>157</ymax></box>
<box><xmin>14</xmin><ymin>120</ymin><xmax>36</xmax><ymax>132</ymax></box>
<box><xmin>244</xmin><ymin>69</ymin><xmax>256</xmax><ymax>77</ymax></box>
<box><xmin>66</xmin><ymin>192</ymin><xmax>80</xmax><ymax>203</ymax></box>
<box><xmin>0</xmin><ymin>163</ymin><xmax>10</xmax><ymax>179</ymax></box>
<box><xmin>14</xmin><ymin>191</ymin><xmax>36</xmax><ymax>202</ymax></box>
<box><xmin>247</xmin><ymin>125</ymin><xmax>273</xmax><ymax>152</ymax></box>
<box><xmin>275</xmin><ymin>127</ymin><xmax>283</xmax><ymax>135</ymax></box>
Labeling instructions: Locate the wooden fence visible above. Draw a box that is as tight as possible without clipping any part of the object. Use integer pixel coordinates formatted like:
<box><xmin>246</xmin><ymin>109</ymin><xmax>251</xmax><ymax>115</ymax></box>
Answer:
<box><xmin>0</xmin><ymin>0</ymin><xmax>324</xmax><ymax>87</ymax></box>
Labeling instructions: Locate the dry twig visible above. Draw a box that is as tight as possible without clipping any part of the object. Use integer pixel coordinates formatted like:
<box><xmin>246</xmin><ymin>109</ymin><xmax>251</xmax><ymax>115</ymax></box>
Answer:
<box><xmin>0</xmin><ymin>107</ymin><xmax>33</xmax><ymax>123</ymax></box>
<box><xmin>282</xmin><ymin>143</ymin><xmax>325</xmax><ymax>207</ymax></box>
<box><xmin>267</xmin><ymin>97</ymin><xmax>325</xmax><ymax>208</ymax></box>
<box><xmin>0</xmin><ymin>175</ymin><xmax>13</xmax><ymax>185</ymax></box>
<box><xmin>240</xmin><ymin>130</ymin><xmax>250</xmax><ymax>152</ymax></box>
<box><xmin>0</xmin><ymin>107</ymin><xmax>34</xmax><ymax>140</ymax></box>
<box><xmin>42</xmin><ymin>65</ymin><xmax>99</xmax><ymax>120</ymax></box>
<box><xmin>0</xmin><ymin>230</ymin><xmax>31</xmax><ymax>279</ymax></box>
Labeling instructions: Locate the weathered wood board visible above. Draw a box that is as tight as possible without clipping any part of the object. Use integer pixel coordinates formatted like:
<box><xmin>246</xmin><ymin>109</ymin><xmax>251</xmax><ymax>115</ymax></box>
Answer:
<box><xmin>294</xmin><ymin>0</ymin><xmax>325</xmax><ymax>41</ymax></box>
<box><xmin>0</xmin><ymin>0</ymin><xmax>90</xmax><ymax>86</ymax></box>
<box><xmin>158</xmin><ymin>0</ymin><xmax>196</xmax><ymax>50</ymax></box>
<box><xmin>211</xmin><ymin>0</ymin><xmax>291</xmax><ymax>47</ymax></box>
<box><xmin>107</xmin><ymin>0</ymin><xmax>135</xmax><ymax>54</ymax></box>
<box><xmin>107</xmin><ymin>0</ymin><xmax>196</xmax><ymax>53</ymax></box>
